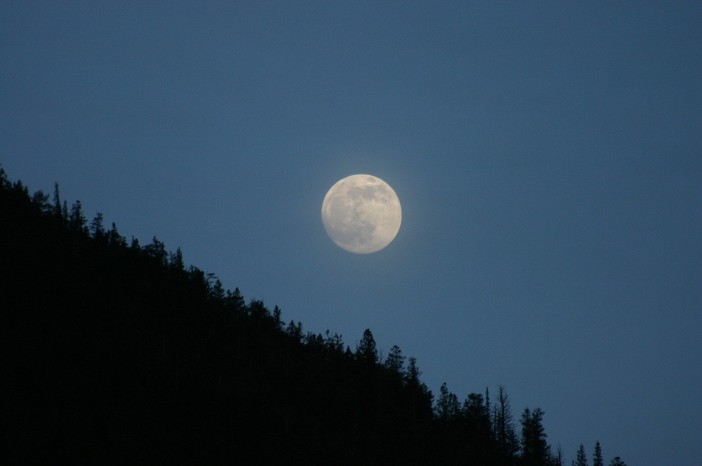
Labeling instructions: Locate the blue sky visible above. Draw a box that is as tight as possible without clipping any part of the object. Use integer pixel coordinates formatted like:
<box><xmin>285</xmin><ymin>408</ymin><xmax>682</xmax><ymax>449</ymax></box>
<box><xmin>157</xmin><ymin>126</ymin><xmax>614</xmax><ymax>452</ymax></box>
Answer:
<box><xmin>2</xmin><ymin>2</ymin><xmax>701</xmax><ymax>464</ymax></box>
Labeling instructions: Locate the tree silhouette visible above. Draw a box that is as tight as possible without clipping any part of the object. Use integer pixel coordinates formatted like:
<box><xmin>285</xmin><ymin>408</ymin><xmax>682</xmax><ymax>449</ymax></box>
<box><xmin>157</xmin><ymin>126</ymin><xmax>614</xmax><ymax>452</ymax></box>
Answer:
<box><xmin>520</xmin><ymin>407</ymin><xmax>550</xmax><ymax>466</ymax></box>
<box><xmin>554</xmin><ymin>444</ymin><xmax>564</xmax><ymax>466</ymax></box>
<box><xmin>52</xmin><ymin>181</ymin><xmax>64</xmax><ymax>221</ymax></box>
<box><xmin>593</xmin><ymin>441</ymin><xmax>604</xmax><ymax>466</ymax></box>
<box><xmin>435</xmin><ymin>382</ymin><xmax>461</xmax><ymax>422</ymax></box>
<box><xmin>573</xmin><ymin>444</ymin><xmax>589</xmax><ymax>466</ymax></box>
<box><xmin>494</xmin><ymin>385</ymin><xmax>519</xmax><ymax>461</ymax></box>
<box><xmin>90</xmin><ymin>212</ymin><xmax>105</xmax><ymax>239</ymax></box>
<box><xmin>68</xmin><ymin>200</ymin><xmax>87</xmax><ymax>233</ymax></box>
<box><xmin>384</xmin><ymin>344</ymin><xmax>405</xmax><ymax>374</ymax></box>
<box><xmin>357</xmin><ymin>328</ymin><xmax>378</xmax><ymax>364</ymax></box>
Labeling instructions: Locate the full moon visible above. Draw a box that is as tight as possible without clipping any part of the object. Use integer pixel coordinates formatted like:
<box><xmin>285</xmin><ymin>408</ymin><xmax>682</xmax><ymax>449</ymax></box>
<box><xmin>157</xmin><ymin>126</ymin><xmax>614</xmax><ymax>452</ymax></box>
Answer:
<box><xmin>321</xmin><ymin>174</ymin><xmax>402</xmax><ymax>254</ymax></box>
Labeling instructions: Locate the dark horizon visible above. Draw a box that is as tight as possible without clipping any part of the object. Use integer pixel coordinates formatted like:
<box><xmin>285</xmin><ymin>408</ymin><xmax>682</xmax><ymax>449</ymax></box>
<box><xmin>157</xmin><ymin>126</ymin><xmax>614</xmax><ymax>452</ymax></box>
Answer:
<box><xmin>3</xmin><ymin>169</ymin><xmax>626</xmax><ymax>465</ymax></box>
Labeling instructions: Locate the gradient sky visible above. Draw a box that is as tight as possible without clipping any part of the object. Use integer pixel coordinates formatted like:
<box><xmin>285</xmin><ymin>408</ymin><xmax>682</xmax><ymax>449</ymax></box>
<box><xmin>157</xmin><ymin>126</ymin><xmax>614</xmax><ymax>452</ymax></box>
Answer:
<box><xmin>2</xmin><ymin>2</ymin><xmax>701</xmax><ymax>464</ymax></box>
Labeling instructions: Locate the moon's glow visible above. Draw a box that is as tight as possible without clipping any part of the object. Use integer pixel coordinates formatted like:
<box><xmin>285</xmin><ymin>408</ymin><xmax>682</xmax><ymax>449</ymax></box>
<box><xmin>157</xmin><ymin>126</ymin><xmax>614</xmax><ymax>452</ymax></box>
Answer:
<box><xmin>321</xmin><ymin>174</ymin><xmax>402</xmax><ymax>254</ymax></box>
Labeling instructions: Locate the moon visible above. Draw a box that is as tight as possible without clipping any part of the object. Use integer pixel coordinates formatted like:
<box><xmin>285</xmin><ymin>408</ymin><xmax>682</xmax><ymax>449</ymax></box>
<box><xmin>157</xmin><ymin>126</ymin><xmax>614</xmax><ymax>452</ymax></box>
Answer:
<box><xmin>321</xmin><ymin>174</ymin><xmax>402</xmax><ymax>254</ymax></box>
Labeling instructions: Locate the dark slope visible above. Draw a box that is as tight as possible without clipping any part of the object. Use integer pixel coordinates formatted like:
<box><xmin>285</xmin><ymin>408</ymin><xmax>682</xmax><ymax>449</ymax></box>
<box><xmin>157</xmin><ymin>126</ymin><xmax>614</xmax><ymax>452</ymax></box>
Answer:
<box><xmin>2</xmin><ymin>173</ymin><xmax>439</xmax><ymax>465</ymax></box>
<box><xmin>3</xmin><ymin>169</ymin><xmax>586</xmax><ymax>465</ymax></box>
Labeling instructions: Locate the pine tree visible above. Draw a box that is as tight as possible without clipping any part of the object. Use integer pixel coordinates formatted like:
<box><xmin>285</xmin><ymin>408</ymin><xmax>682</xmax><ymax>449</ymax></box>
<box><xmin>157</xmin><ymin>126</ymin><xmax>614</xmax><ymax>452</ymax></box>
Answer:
<box><xmin>143</xmin><ymin>236</ymin><xmax>167</xmax><ymax>265</ymax></box>
<box><xmin>520</xmin><ymin>407</ymin><xmax>550</xmax><ymax>466</ymax></box>
<box><xmin>607</xmin><ymin>457</ymin><xmax>626</xmax><ymax>466</ymax></box>
<box><xmin>107</xmin><ymin>222</ymin><xmax>127</xmax><ymax>248</ymax></box>
<box><xmin>404</xmin><ymin>356</ymin><xmax>421</xmax><ymax>386</ymax></box>
<box><xmin>90</xmin><ymin>212</ymin><xmax>105</xmax><ymax>239</ymax></box>
<box><xmin>286</xmin><ymin>320</ymin><xmax>303</xmax><ymax>342</ymax></box>
<box><xmin>553</xmin><ymin>444</ymin><xmax>564</xmax><ymax>466</ymax></box>
<box><xmin>573</xmin><ymin>444</ymin><xmax>588</xmax><ymax>466</ymax></box>
<box><xmin>435</xmin><ymin>382</ymin><xmax>460</xmax><ymax>421</ymax></box>
<box><xmin>0</xmin><ymin>165</ymin><xmax>8</xmax><ymax>188</ymax></box>
<box><xmin>357</xmin><ymin>328</ymin><xmax>378</xmax><ymax>364</ymax></box>
<box><xmin>384</xmin><ymin>345</ymin><xmax>405</xmax><ymax>374</ymax></box>
<box><xmin>53</xmin><ymin>182</ymin><xmax>62</xmax><ymax>221</ymax></box>
<box><xmin>463</xmin><ymin>392</ymin><xmax>491</xmax><ymax>436</ymax></box>
<box><xmin>31</xmin><ymin>190</ymin><xmax>50</xmax><ymax>212</ymax></box>
<box><xmin>403</xmin><ymin>356</ymin><xmax>433</xmax><ymax>423</ymax></box>
<box><xmin>210</xmin><ymin>279</ymin><xmax>225</xmax><ymax>302</ymax></box>
<box><xmin>68</xmin><ymin>201</ymin><xmax>87</xmax><ymax>233</ymax></box>
<box><xmin>323</xmin><ymin>330</ymin><xmax>344</xmax><ymax>353</ymax></box>
<box><xmin>592</xmin><ymin>441</ymin><xmax>603</xmax><ymax>466</ymax></box>
<box><xmin>225</xmin><ymin>287</ymin><xmax>245</xmax><ymax>313</ymax></box>
<box><xmin>494</xmin><ymin>385</ymin><xmax>519</xmax><ymax>460</ymax></box>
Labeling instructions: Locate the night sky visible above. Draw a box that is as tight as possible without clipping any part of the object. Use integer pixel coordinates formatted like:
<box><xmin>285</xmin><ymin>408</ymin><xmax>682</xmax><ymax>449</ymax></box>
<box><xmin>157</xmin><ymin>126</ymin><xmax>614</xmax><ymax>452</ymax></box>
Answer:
<box><xmin>3</xmin><ymin>2</ymin><xmax>701</xmax><ymax>465</ymax></box>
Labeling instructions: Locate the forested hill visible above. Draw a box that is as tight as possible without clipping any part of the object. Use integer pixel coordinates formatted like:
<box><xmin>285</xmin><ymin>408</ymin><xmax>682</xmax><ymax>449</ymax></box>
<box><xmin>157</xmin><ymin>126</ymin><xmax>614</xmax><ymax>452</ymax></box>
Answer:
<box><xmin>1</xmin><ymin>168</ymin><xmax>625</xmax><ymax>465</ymax></box>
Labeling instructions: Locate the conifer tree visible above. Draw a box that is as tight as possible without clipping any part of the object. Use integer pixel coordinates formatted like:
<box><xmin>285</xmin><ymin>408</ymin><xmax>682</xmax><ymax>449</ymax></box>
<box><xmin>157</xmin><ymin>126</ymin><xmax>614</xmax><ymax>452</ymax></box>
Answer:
<box><xmin>323</xmin><ymin>330</ymin><xmax>344</xmax><ymax>353</ymax></box>
<box><xmin>607</xmin><ymin>457</ymin><xmax>626</xmax><ymax>466</ymax></box>
<box><xmin>53</xmin><ymin>182</ymin><xmax>62</xmax><ymax>220</ymax></box>
<box><xmin>68</xmin><ymin>201</ymin><xmax>87</xmax><ymax>234</ymax></box>
<box><xmin>90</xmin><ymin>212</ymin><xmax>105</xmax><ymax>239</ymax></box>
<box><xmin>225</xmin><ymin>287</ymin><xmax>245</xmax><ymax>312</ymax></box>
<box><xmin>573</xmin><ymin>444</ymin><xmax>588</xmax><ymax>466</ymax></box>
<box><xmin>143</xmin><ymin>236</ymin><xmax>167</xmax><ymax>264</ymax></box>
<box><xmin>169</xmin><ymin>247</ymin><xmax>185</xmax><ymax>270</ymax></box>
<box><xmin>463</xmin><ymin>392</ymin><xmax>491</xmax><ymax>435</ymax></box>
<box><xmin>31</xmin><ymin>190</ymin><xmax>50</xmax><ymax>212</ymax></box>
<box><xmin>520</xmin><ymin>407</ymin><xmax>550</xmax><ymax>466</ymax></box>
<box><xmin>553</xmin><ymin>444</ymin><xmax>564</xmax><ymax>466</ymax></box>
<box><xmin>384</xmin><ymin>345</ymin><xmax>405</xmax><ymax>374</ymax></box>
<box><xmin>494</xmin><ymin>385</ymin><xmax>519</xmax><ymax>459</ymax></box>
<box><xmin>286</xmin><ymin>321</ymin><xmax>303</xmax><ymax>342</ymax></box>
<box><xmin>435</xmin><ymin>383</ymin><xmax>460</xmax><ymax>421</ymax></box>
<box><xmin>107</xmin><ymin>222</ymin><xmax>127</xmax><ymax>248</ymax></box>
<box><xmin>592</xmin><ymin>441</ymin><xmax>603</xmax><ymax>466</ymax></box>
<box><xmin>403</xmin><ymin>356</ymin><xmax>433</xmax><ymax>420</ymax></box>
<box><xmin>357</xmin><ymin>329</ymin><xmax>378</xmax><ymax>364</ymax></box>
<box><xmin>210</xmin><ymin>279</ymin><xmax>225</xmax><ymax>302</ymax></box>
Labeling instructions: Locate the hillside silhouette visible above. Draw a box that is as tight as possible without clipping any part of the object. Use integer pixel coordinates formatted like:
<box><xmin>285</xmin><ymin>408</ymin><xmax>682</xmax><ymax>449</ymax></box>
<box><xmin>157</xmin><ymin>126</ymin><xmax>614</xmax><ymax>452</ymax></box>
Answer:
<box><xmin>1</xmin><ymin>167</ymin><xmax>626</xmax><ymax>465</ymax></box>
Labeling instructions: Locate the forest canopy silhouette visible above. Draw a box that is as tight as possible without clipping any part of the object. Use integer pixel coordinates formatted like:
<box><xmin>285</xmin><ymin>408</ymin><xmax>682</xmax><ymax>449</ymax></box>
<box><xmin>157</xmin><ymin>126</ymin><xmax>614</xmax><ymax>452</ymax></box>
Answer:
<box><xmin>1</xmin><ymin>167</ymin><xmax>627</xmax><ymax>465</ymax></box>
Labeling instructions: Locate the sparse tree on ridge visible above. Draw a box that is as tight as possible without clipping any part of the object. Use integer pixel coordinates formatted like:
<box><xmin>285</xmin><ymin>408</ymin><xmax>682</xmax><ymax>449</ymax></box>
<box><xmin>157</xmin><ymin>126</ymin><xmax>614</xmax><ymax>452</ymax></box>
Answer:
<box><xmin>608</xmin><ymin>457</ymin><xmax>626</xmax><ymax>466</ymax></box>
<box><xmin>494</xmin><ymin>385</ymin><xmax>519</xmax><ymax>460</ymax></box>
<box><xmin>31</xmin><ymin>189</ymin><xmax>50</xmax><ymax>212</ymax></box>
<box><xmin>323</xmin><ymin>330</ymin><xmax>344</xmax><ymax>353</ymax></box>
<box><xmin>573</xmin><ymin>444</ymin><xmax>588</xmax><ymax>466</ymax></box>
<box><xmin>143</xmin><ymin>235</ymin><xmax>167</xmax><ymax>265</ymax></box>
<box><xmin>107</xmin><ymin>222</ymin><xmax>127</xmax><ymax>248</ymax></box>
<box><xmin>90</xmin><ymin>212</ymin><xmax>105</xmax><ymax>240</ymax></box>
<box><xmin>435</xmin><ymin>382</ymin><xmax>460</xmax><ymax>422</ymax></box>
<box><xmin>592</xmin><ymin>441</ymin><xmax>603</xmax><ymax>466</ymax></box>
<box><xmin>520</xmin><ymin>407</ymin><xmax>550</xmax><ymax>466</ymax></box>
<box><xmin>169</xmin><ymin>247</ymin><xmax>185</xmax><ymax>271</ymax></box>
<box><xmin>404</xmin><ymin>356</ymin><xmax>421</xmax><ymax>386</ymax></box>
<box><xmin>286</xmin><ymin>320</ymin><xmax>303</xmax><ymax>342</ymax></box>
<box><xmin>463</xmin><ymin>393</ymin><xmax>487</xmax><ymax>423</ymax></box>
<box><xmin>53</xmin><ymin>182</ymin><xmax>63</xmax><ymax>221</ymax></box>
<box><xmin>384</xmin><ymin>344</ymin><xmax>405</xmax><ymax>374</ymax></box>
<box><xmin>68</xmin><ymin>200</ymin><xmax>87</xmax><ymax>233</ymax></box>
<box><xmin>357</xmin><ymin>328</ymin><xmax>378</xmax><ymax>364</ymax></box>
<box><xmin>553</xmin><ymin>444</ymin><xmax>564</xmax><ymax>466</ymax></box>
<box><xmin>462</xmin><ymin>392</ymin><xmax>492</xmax><ymax>450</ymax></box>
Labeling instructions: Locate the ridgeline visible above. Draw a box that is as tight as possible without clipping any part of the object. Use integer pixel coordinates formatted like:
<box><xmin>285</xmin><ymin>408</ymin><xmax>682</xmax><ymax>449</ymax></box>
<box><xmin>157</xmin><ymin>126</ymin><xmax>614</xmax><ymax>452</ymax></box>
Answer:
<box><xmin>1</xmin><ymin>167</ymin><xmax>625</xmax><ymax>465</ymax></box>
